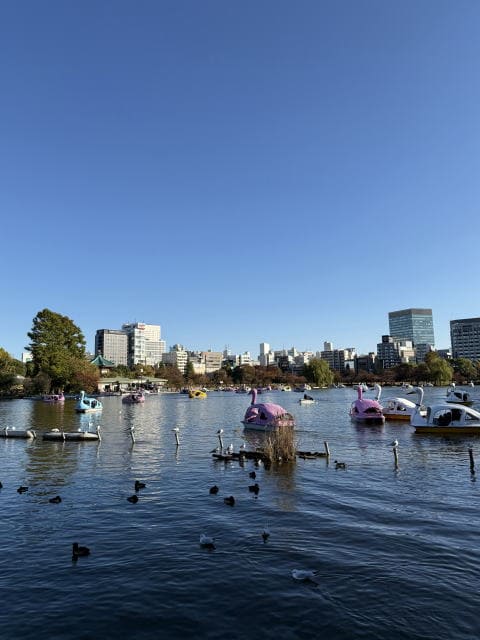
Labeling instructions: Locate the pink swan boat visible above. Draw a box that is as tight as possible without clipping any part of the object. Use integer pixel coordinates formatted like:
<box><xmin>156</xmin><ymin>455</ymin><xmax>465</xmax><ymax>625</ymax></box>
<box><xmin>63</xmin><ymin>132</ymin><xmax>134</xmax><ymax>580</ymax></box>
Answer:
<box><xmin>349</xmin><ymin>385</ymin><xmax>385</xmax><ymax>424</ymax></box>
<box><xmin>122</xmin><ymin>391</ymin><xmax>145</xmax><ymax>404</ymax></box>
<box><xmin>242</xmin><ymin>388</ymin><xmax>295</xmax><ymax>431</ymax></box>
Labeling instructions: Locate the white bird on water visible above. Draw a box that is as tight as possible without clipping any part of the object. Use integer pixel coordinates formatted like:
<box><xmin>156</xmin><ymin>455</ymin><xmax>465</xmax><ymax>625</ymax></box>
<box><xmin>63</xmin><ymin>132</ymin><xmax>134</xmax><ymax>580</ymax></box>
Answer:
<box><xmin>291</xmin><ymin>569</ymin><xmax>318</xmax><ymax>581</ymax></box>
<box><xmin>199</xmin><ymin>534</ymin><xmax>215</xmax><ymax>549</ymax></box>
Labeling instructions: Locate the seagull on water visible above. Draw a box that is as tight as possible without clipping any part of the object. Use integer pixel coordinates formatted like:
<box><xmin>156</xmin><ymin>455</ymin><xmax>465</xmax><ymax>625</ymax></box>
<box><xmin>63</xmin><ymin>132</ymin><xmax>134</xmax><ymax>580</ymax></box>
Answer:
<box><xmin>291</xmin><ymin>569</ymin><xmax>318</xmax><ymax>581</ymax></box>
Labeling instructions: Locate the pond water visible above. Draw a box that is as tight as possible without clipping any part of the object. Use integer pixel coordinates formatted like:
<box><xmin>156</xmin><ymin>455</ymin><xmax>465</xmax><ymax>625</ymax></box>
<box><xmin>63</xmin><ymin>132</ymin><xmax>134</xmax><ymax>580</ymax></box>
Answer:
<box><xmin>0</xmin><ymin>387</ymin><xmax>478</xmax><ymax>639</ymax></box>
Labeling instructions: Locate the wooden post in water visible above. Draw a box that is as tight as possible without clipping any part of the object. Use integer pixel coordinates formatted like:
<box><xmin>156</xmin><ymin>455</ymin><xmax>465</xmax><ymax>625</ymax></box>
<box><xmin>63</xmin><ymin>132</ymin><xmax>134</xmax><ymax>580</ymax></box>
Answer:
<box><xmin>468</xmin><ymin>447</ymin><xmax>475</xmax><ymax>474</ymax></box>
<box><xmin>217</xmin><ymin>429</ymin><xmax>224</xmax><ymax>451</ymax></box>
<box><xmin>173</xmin><ymin>427</ymin><xmax>180</xmax><ymax>446</ymax></box>
<box><xmin>393</xmin><ymin>445</ymin><xmax>399</xmax><ymax>470</ymax></box>
<box><xmin>129</xmin><ymin>426</ymin><xmax>136</xmax><ymax>444</ymax></box>
<box><xmin>324</xmin><ymin>441</ymin><xmax>330</xmax><ymax>458</ymax></box>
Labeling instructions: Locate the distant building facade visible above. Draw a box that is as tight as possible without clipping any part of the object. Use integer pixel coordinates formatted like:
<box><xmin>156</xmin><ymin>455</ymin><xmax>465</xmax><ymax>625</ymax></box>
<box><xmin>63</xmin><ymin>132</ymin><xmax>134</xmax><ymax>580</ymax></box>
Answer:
<box><xmin>450</xmin><ymin>317</ymin><xmax>480</xmax><ymax>361</ymax></box>
<box><xmin>162</xmin><ymin>344</ymin><xmax>188</xmax><ymax>374</ymax></box>
<box><xmin>376</xmin><ymin>335</ymin><xmax>415</xmax><ymax>369</ymax></box>
<box><xmin>388</xmin><ymin>308</ymin><xmax>435</xmax><ymax>347</ymax></box>
<box><xmin>122</xmin><ymin>322</ymin><xmax>166</xmax><ymax>367</ymax></box>
<box><xmin>94</xmin><ymin>329</ymin><xmax>128</xmax><ymax>366</ymax></box>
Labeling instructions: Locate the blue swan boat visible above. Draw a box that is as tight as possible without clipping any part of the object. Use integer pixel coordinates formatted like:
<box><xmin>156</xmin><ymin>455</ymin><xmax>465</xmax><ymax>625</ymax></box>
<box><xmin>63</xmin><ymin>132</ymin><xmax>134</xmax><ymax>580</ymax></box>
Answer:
<box><xmin>75</xmin><ymin>391</ymin><xmax>103</xmax><ymax>413</ymax></box>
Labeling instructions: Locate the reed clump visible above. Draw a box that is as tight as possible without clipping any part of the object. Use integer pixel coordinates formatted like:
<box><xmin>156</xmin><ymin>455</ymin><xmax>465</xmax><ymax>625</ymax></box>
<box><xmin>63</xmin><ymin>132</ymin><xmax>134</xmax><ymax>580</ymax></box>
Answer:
<box><xmin>263</xmin><ymin>425</ymin><xmax>296</xmax><ymax>463</ymax></box>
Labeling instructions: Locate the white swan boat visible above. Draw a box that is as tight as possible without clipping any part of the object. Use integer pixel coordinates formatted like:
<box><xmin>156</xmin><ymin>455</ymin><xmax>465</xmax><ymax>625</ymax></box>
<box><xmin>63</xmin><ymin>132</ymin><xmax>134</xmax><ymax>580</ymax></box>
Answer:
<box><xmin>410</xmin><ymin>399</ymin><xmax>480</xmax><ymax>435</ymax></box>
<box><xmin>374</xmin><ymin>384</ymin><xmax>426</xmax><ymax>421</ymax></box>
<box><xmin>445</xmin><ymin>383</ymin><xmax>480</xmax><ymax>406</ymax></box>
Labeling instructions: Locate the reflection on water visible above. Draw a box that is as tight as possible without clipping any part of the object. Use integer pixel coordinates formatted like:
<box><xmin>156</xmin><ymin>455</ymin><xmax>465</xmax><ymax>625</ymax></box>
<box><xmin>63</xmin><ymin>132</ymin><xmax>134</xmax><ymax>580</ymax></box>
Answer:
<box><xmin>0</xmin><ymin>387</ymin><xmax>479</xmax><ymax>640</ymax></box>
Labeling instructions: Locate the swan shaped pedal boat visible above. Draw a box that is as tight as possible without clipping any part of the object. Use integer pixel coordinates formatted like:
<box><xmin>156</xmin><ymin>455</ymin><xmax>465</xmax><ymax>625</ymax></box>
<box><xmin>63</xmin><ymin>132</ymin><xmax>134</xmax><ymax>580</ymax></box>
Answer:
<box><xmin>75</xmin><ymin>391</ymin><xmax>103</xmax><ymax>413</ymax></box>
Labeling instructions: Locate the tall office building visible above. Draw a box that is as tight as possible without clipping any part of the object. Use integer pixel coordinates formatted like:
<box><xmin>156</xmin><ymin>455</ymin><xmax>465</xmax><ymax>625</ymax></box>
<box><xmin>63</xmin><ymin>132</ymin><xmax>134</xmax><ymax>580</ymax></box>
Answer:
<box><xmin>94</xmin><ymin>329</ymin><xmax>128</xmax><ymax>366</ymax></box>
<box><xmin>388</xmin><ymin>308</ymin><xmax>435</xmax><ymax>346</ymax></box>
<box><xmin>450</xmin><ymin>317</ymin><xmax>480</xmax><ymax>361</ymax></box>
<box><xmin>122</xmin><ymin>322</ymin><xmax>166</xmax><ymax>367</ymax></box>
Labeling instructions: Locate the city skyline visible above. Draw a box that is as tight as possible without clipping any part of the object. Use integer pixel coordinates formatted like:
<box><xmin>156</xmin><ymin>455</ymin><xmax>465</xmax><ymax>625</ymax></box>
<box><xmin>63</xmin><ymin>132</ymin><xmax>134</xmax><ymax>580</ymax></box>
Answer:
<box><xmin>2</xmin><ymin>3</ymin><xmax>480</xmax><ymax>363</ymax></box>
<box><xmin>13</xmin><ymin>305</ymin><xmax>456</xmax><ymax>363</ymax></box>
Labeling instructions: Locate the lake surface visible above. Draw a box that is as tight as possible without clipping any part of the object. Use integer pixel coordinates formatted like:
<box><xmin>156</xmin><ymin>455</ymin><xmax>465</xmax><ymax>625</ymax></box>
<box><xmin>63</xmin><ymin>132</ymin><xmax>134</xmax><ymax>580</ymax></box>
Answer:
<box><xmin>0</xmin><ymin>387</ymin><xmax>479</xmax><ymax>640</ymax></box>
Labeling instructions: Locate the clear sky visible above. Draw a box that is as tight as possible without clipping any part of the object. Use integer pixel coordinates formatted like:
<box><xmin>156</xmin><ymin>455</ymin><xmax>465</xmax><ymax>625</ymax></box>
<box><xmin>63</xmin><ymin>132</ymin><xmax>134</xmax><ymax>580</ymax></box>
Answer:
<box><xmin>1</xmin><ymin>1</ymin><xmax>480</xmax><ymax>360</ymax></box>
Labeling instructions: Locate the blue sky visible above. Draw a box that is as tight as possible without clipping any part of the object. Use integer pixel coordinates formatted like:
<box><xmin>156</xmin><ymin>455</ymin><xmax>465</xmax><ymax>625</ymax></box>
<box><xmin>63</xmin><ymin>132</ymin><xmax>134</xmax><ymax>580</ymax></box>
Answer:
<box><xmin>1</xmin><ymin>1</ymin><xmax>480</xmax><ymax>360</ymax></box>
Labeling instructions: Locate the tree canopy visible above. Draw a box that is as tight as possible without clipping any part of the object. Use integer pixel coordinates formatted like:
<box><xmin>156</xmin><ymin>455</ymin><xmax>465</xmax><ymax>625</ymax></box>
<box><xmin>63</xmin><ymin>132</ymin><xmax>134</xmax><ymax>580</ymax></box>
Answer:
<box><xmin>27</xmin><ymin>309</ymin><xmax>87</xmax><ymax>391</ymax></box>
<box><xmin>303</xmin><ymin>357</ymin><xmax>334</xmax><ymax>387</ymax></box>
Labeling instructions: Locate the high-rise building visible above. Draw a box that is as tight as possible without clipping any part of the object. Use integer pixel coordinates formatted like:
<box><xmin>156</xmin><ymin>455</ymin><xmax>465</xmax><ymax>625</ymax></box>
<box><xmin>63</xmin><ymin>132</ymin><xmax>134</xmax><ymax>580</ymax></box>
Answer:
<box><xmin>122</xmin><ymin>322</ymin><xmax>166</xmax><ymax>367</ymax></box>
<box><xmin>450</xmin><ymin>317</ymin><xmax>480</xmax><ymax>361</ymax></box>
<box><xmin>388</xmin><ymin>308</ymin><xmax>435</xmax><ymax>346</ymax></box>
<box><xmin>94</xmin><ymin>329</ymin><xmax>128</xmax><ymax>366</ymax></box>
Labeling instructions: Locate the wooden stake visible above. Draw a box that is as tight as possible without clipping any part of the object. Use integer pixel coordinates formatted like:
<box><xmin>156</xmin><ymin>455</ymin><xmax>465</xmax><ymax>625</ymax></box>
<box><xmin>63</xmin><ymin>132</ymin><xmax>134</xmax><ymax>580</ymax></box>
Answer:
<box><xmin>468</xmin><ymin>447</ymin><xmax>475</xmax><ymax>473</ymax></box>
<box><xmin>173</xmin><ymin>427</ymin><xmax>180</xmax><ymax>446</ymax></box>
<box><xmin>393</xmin><ymin>446</ymin><xmax>399</xmax><ymax>469</ymax></box>
<box><xmin>324</xmin><ymin>441</ymin><xmax>330</xmax><ymax>458</ymax></box>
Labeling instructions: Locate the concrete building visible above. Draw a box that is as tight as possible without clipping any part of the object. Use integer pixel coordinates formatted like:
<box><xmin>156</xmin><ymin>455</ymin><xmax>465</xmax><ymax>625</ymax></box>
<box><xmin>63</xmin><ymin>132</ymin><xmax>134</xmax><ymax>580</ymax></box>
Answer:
<box><xmin>450</xmin><ymin>317</ymin><xmax>480</xmax><ymax>361</ymax></box>
<box><xmin>162</xmin><ymin>344</ymin><xmax>188</xmax><ymax>374</ymax></box>
<box><xmin>376</xmin><ymin>335</ymin><xmax>416</xmax><ymax>369</ymax></box>
<box><xmin>94</xmin><ymin>329</ymin><xmax>128</xmax><ymax>366</ymax></box>
<box><xmin>122</xmin><ymin>322</ymin><xmax>166</xmax><ymax>367</ymax></box>
<box><xmin>388</xmin><ymin>308</ymin><xmax>435</xmax><ymax>347</ymax></box>
<box><xmin>259</xmin><ymin>342</ymin><xmax>275</xmax><ymax>367</ymax></box>
<box><xmin>321</xmin><ymin>345</ymin><xmax>357</xmax><ymax>372</ymax></box>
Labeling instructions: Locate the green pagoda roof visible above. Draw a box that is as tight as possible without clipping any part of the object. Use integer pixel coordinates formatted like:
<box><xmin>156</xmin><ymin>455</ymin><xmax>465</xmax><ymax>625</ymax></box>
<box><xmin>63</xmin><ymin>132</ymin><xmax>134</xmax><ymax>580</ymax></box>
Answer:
<box><xmin>90</xmin><ymin>354</ymin><xmax>116</xmax><ymax>368</ymax></box>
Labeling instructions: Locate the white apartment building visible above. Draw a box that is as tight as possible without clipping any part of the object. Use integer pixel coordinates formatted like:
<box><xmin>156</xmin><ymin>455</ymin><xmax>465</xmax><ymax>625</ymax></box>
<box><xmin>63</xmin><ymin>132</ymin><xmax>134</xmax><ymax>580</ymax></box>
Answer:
<box><xmin>162</xmin><ymin>344</ymin><xmax>188</xmax><ymax>374</ymax></box>
<box><xmin>122</xmin><ymin>322</ymin><xmax>166</xmax><ymax>367</ymax></box>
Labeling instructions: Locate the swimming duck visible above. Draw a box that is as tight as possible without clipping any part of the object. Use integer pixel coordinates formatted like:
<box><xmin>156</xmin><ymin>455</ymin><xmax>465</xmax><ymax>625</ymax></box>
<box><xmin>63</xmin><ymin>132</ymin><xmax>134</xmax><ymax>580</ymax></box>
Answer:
<box><xmin>199</xmin><ymin>534</ymin><xmax>215</xmax><ymax>549</ymax></box>
<box><xmin>224</xmin><ymin>496</ymin><xmax>235</xmax><ymax>506</ymax></box>
<box><xmin>334</xmin><ymin>460</ymin><xmax>346</xmax><ymax>470</ymax></box>
<box><xmin>291</xmin><ymin>569</ymin><xmax>318</xmax><ymax>581</ymax></box>
<box><xmin>49</xmin><ymin>495</ymin><xmax>62</xmax><ymax>503</ymax></box>
<box><xmin>209</xmin><ymin>485</ymin><xmax>219</xmax><ymax>494</ymax></box>
<box><xmin>127</xmin><ymin>494</ymin><xmax>139</xmax><ymax>503</ymax></box>
<box><xmin>134</xmin><ymin>480</ymin><xmax>146</xmax><ymax>491</ymax></box>
<box><xmin>262</xmin><ymin>526</ymin><xmax>270</xmax><ymax>542</ymax></box>
<box><xmin>72</xmin><ymin>542</ymin><xmax>90</xmax><ymax>559</ymax></box>
<box><xmin>248</xmin><ymin>483</ymin><xmax>260</xmax><ymax>495</ymax></box>
<box><xmin>249</xmin><ymin>471</ymin><xmax>256</xmax><ymax>479</ymax></box>
<box><xmin>17</xmin><ymin>486</ymin><xmax>28</xmax><ymax>493</ymax></box>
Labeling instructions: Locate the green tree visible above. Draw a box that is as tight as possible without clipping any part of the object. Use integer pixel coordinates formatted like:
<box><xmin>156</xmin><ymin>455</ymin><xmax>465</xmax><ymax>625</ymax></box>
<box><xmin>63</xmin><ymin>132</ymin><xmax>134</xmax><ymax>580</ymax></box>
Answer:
<box><xmin>0</xmin><ymin>348</ymin><xmax>23</xmax><ymax>392</ymax></box>
<box><xmin>452</xmin><ymin>358</ymin><xmax>476</xmax><ymax>383</ymax></box>
<box><xmin>303</xmin><ymin>358</ymin><xmax>334</xmax><ymax>387</ymax></box>
<box><xmin>27</xmin><ymin>309</ymin><xmax>87</xmax><ymax>391</ymax></box>
<box><xmin>425</xmin><ymin>352</ymin><xmax>453</xmax><ymax>386</ymax></box>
